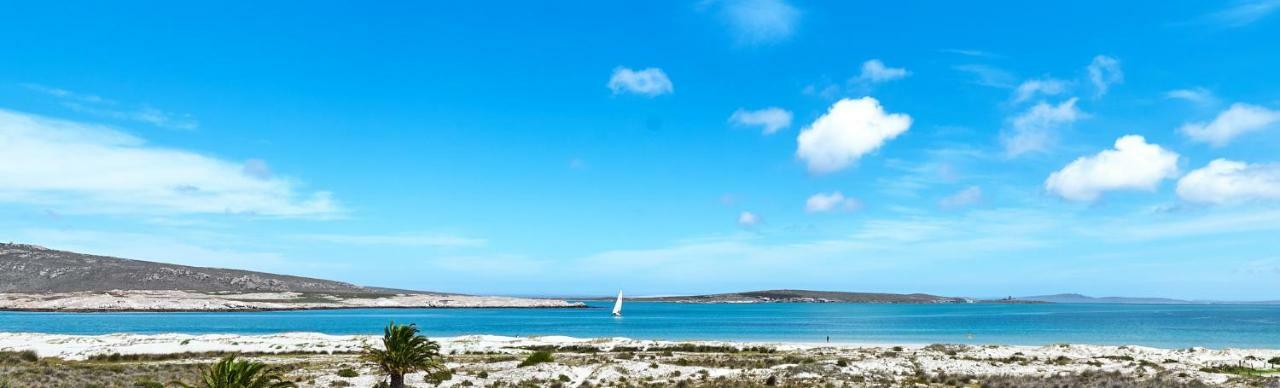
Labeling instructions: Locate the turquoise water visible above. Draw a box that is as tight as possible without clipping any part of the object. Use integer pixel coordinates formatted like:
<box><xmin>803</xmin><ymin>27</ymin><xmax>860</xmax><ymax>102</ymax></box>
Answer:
<box><xmin>2</xmin><ymin>302</ymin><xmax>1278</xmax><ymax>349</ymax></box>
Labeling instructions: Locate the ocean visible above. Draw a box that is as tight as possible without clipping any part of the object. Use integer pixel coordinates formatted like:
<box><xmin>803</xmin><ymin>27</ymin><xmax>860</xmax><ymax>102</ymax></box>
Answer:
<box><xmin>2</xmin><ymin>302</ymin><xmax>1277</xmax><ymax>349</ymax></box>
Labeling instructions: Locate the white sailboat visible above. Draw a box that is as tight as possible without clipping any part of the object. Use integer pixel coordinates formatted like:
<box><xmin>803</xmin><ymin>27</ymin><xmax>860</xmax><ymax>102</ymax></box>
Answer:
<box><xmin>611</xmin><ymin>290</ymin><xmax>623</xmax><ymax>317</ymax></box>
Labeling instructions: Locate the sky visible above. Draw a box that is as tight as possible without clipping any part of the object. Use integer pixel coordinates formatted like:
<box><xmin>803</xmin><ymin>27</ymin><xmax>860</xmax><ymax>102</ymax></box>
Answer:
<box><xmin>2</xmin><ymin>1</ymin><xmax>1280</xmax><ymax>300</ymax></box>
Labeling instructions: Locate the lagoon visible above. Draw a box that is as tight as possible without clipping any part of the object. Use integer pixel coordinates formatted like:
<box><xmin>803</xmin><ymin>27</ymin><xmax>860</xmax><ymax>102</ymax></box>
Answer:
<box><xmin>2</xmin><ymin>302</ymin><xmax>1277</xmax><ymax>349</ymax></box>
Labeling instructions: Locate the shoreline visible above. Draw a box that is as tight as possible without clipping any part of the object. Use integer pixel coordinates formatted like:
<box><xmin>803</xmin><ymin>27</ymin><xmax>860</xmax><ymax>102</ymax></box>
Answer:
<box><xmin>0</xmin><ymin>290</ymin><xmax>585</xmax><ymax>312</ymax></box>
<box><xmin>1</xmin><ymin>332</ymin><xmax>1277</xmax><ymax>386</ymax></box>
<box><xmin>0</xmin><ymin>305</ymin><xmax>593</xmax><ymax>313</ymax></box>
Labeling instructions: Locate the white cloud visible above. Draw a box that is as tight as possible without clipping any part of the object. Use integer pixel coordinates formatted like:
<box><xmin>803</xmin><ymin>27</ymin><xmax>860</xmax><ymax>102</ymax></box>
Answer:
<box><xmin>1012</xmin><ymin>77</ymin><xmax>1069</xmax><ymax>103</ymax></box>
<box><xmin>857</xmin><ymin>59</ymin><xmax>909</xmax><ymax>83</ymax></box>
<box><xmin>1086</xmin><ymin>55</ymin><xmax>1123</xmax><ymax>97</ymax></box>
<box><xmin>292</xmin><ymin>232</ymin><xmax>486</xmax><ymax>247</ymax></box>
<box><xmin>22</xmin><ymin>83</ymin><xmax>198</xmax><ymax>130</ymax></box>
<box><xmin>1179</xmin><ymin>103</ymin><xmax>1280</xmax><ymax>146</ymax></box>
<box><xmin>939</xmin><ymin>49</ymin><xmax>994</xmax><ymax>58</ymax></box>
<box><xmin>796</xmin><ymin>97</ymin><xmax>912</xmax><ymax>174</ymax></box>
<box><xmin>607</xmin><ymin>67</ymin><xmax>673</xmax><ymax>97</ymax></box>
<box><xmin>0</xmin><ymin>109</ymin><xmax>339</xmax><ymax>217</ymax></box>
<box><xmin>1177</xmin><ymin>159</ymin><xmax>1280</xmax><ymax>204</ymax></box>
<box><xmin>737</xmin><ymin>211</ymin><xmax>761</xmax><ymax>226</ymax></box>
<box><xmin>716</xmin><ymin>0</ymin><xmax>800</xmax><ymax>45</ymax></box>
<box><xmin>1208</xmin><ymin>0</ymin><xmax>1280</xmax><ymax>27</ymax></box>
<box><xmin>1002</xmin><ymin>98</ymin><xmax>1085</xmax><ymax>156</ymax></box>
<box><xmin>1165</xmin><ymin>87</ymin><xmax>1215</xmax><ymax>105</ymax></box>
<box><xmin>938</xmin><ymin>186</ymin><xmax>982</xmax><ymax>209</ymax></box>
<box><xmin>1045</xmin><ymin>135</ymin><xmax>1180</xmax><ymax>202</ymax></box>
<box><xmin>729</xmin><ymin>107</ymin><xmax>792</xmax><ymax>134</ymax></box>
<box><xmin>804</xmin><ymin>192</ymin><xmax>860</xmax><ymax>213</ymax></box>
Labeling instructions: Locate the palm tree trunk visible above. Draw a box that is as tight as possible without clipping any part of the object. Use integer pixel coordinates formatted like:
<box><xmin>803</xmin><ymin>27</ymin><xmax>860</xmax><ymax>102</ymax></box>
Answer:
<box><xmin>390</xmin><ymin>373</ymin><xmax>405</xmax><ymax>388</ymax></box>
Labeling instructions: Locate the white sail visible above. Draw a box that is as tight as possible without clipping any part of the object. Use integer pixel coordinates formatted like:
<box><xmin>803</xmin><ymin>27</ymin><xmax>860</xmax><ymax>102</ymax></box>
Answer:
<box><xmin>611</xmin><ymin>290</ymin><xmax>623</xmax><ymax>316</ymax></box>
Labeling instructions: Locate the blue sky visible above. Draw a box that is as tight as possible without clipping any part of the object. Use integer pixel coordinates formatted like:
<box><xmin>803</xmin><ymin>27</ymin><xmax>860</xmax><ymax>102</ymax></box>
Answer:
<box><xmin>2</xmin><ymin>1</ymin><xmax>1280</xmax><ymax>299</ymax></box>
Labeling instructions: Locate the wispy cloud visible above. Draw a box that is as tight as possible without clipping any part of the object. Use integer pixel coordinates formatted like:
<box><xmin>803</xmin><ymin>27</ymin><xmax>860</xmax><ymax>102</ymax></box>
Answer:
<box><xmin>939</xmin><ymin>49</ymin><xmax>996</xmax><ymax>58</ymax></box>
<box><xmin>1207</xmin><ymin>0</ymin><xmax>1280</xmax><ymax>27</ymax></box>
<box><xmin>1012</xmin><ymin>77</ymin><xmax>1070</xmax><ymax>103</ymax></box>
<box><xmin>855</xmin><ymin>59</ymin><xmax>910</xmax><ymax>83</ymax></box>
<box><xmin>728</xmin><ymin>107</ymin><xmax>792</xmax><ymax>134</ymax></box>
<box><xmin>953</xmin><ymin>64</ymin><xmax>1016</xmax><ymax>88</ymax></box>
<box><xmin>804</xmin><ymin>192</ymin><xmax>860</xmax><ymax>213</ymax></box>
<box><xmin>938</xmin><ymin>186</ymin><xmax>983</xmax><ymax>209</ymax></box>
<box><xmin>1001</xmin><ymin>98</ymin><xmax>1085</xmax><ymax>156</ymax></box>
<box><xmin>1086</xmin><ymin>55</ymin><xmax>1123</xmax><ymax>97</ymax></box>
<box><xmin>607</xmin><ymin>67</ymin><xmax>674</xmax><ymax>97</ymax></box>
<box><xmin>292</xmin><ymin>232</ymin><xmax>486</xmax><ymax>247</ymax></box>
<box><xmin>1165</xmin><ymin>87</ymin><xmax>1217</xmax><ymax>105</ymax></box>
<box><xmin>710</xmin><ymin>0</ymin><xmax>800</xmax><ymax>45</ymax></box>
<box><xmin>0</xmin><ymin>108</ymin><xmax>339</xmax><ymax>218</ymax></box>
<box><xmin>22</xmin><ymin>83</ymin><xmax>198</xmax><ymax>130</ymax></box>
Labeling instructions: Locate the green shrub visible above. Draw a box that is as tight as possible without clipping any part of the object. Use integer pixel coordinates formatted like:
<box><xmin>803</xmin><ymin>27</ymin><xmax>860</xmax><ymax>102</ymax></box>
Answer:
<box><xmin>477</xmin><ymin>371</ymin><xmax>489</xmax><ymax>379</ymax></box>
<box><xmin>765</xmin><ymin>375</ymin><xmax>778</xmax><ymax>386</ymax></box>
<box><xmin>518</xmin><ymin>351</ymin><xmax>554</xmax><ymax>367</ymax></box>
<box><xmin>132</xmin><ymin>381</ymin><xmax>164</xmax><ymax>388</ymax></box>
<box><xmin>336</xmin><ymin>368</ymin><xmax>358</xmax><ymax>378</ymax></box>
<box><xmin>424</xmin><ymin>369</ymin><xmax>453</xmax><ymax>384</ymax></box>
<box><xmin>557</xmin><ymin>374</ymin><xmax>571</xmax><ymax>382</ymax></box>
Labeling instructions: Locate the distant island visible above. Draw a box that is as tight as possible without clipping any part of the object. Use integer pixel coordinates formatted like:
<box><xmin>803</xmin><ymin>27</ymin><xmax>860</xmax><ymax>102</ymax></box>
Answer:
<box><xmin>632</xmin><ymin>289</ymin><xmax>978</xmax><ymax>304</ymax></box>
<box><xmin>0</xmin><ymin>243</ymin><xmax>581</xmax><ymax>312</ymax></box>
<box><xmin>611</xmin><ymin>290</ymin><xmax>1279</xmax><ymax>305</ymax></box>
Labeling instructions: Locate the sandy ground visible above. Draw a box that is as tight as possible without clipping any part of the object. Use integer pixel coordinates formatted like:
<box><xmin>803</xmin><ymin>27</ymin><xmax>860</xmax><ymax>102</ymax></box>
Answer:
<box><xmin>2</xmin><ymin>332</ymin><xmax>1278</xmax><ymax>387</ymax></box>
<box><xmin>0</xmin><ymin>290</ymin><xmax>583</xmax><ymax>311</ymax></box>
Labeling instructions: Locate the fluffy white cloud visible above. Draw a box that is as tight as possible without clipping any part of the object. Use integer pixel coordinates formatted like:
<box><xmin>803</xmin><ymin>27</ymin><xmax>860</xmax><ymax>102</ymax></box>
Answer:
<box><xmin>737</xmin><ymin>211</ymin><xmax>761</xmax><ymax>226</ymax></box>
<box><xmin>804</xmin><ymin>192</ymin><xmax>860</xmax><ymax>213</ymax></box>
<box><xmin>857</xmin><ymin>59</ymin><xmax>909</xmax><ymax>83</ymax></box>
<box><xmin>0</xmin><ymin>109</ymin><xmax>339</xmax><ymax>217</ymax></box>
<box><xmin>1086</xmin><ymin>55</ymin><xmax>1123</xmax><ymax>97</ymax></box>
<box><xmin>1012</xmin><ymin>77</ymin><xmax>1068</xmax><ymax>103</ymax></box>
<box><xmin>1179</xmin><ymin>103</ymin><xmax>1280</xmax><ymax>146</ymax></box>
<box><xmin>938</xmin><ymin>186</ymin><xmax>982</xmax><ymax>209</ymax></box>
<box><xmin>796</xmin><ymin>97</ymin><xmax>912</xmax><ymax>174</ymax></box>
<box><xmin>1177</xmin><ymin>159</ymin><xmax>1280</xmax><ymax>204</ymax></box>
<box><xmin>1002</xmin><ymin>98</ymin><xmax>1084</xmax><ymax>156</ymax></box>
<box><xmin>1045</xmin><ymin>135</ymin><xmax>1180</xmax><ymax>202</ymax></box>
<box><xmin>717</xmin><ymin>0</ymin><xmax>800</xmax><ymax>45</ymax></box>
<box><xmin>607</xmin><ymin>67</ymin><xmax>673</xmax><ymax>97</ymax></box>
<box><xmin>729</xmin><ymin>107</ymin><xmax>793</xmax><ymax>134</ymax></box>
<box><xmin>1165</xmin><ymin>87</ymin><xmax>1215</xmax><ymax>105</ymax></box>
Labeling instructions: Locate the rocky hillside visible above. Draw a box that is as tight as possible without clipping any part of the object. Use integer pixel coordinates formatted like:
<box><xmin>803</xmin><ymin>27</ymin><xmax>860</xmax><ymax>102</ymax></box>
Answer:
<box><xmin>641</xmin><ymin>289</ymin><xmax>973</xmax><ymax>304</ymax></box>
<box><xmin>0</xmin><ymin>243</ymin><xmax>392</xmax><ymax>294</ymax></box>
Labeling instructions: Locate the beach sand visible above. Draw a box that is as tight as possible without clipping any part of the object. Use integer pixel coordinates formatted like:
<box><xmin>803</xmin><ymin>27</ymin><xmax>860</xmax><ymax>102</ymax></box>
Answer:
<box><xmin>2</xmin><ymin>332</ymin><xmax>1278</xmax><ymax>387</ymax></box>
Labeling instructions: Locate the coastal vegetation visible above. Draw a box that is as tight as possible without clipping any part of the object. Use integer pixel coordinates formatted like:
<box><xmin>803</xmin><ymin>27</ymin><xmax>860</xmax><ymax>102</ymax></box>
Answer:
<box><xmin>173</xmin><ymin>356</ymin><xmax>295</xmax><ymax>388</ymax></box>
<box><xmin>1</xmin><ymin>331</ymin><xmax>1277</xmax><ymax>387</ymax></box>
<box><xmin>360</xmin><ymin>321</ymin><xmax>445</xmax><ymax>388</ymax></box>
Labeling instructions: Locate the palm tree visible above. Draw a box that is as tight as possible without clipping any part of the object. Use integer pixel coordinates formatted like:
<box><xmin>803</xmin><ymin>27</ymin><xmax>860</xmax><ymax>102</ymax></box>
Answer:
<box><xmin>362</xmin><ymin>321</ymin><xmax>445</xmax><ymax>388</ymax></box>
<box><xmin>173</xmin><ymin>355</ymin><xmax>295</xmax><ymax>388</ymax></box>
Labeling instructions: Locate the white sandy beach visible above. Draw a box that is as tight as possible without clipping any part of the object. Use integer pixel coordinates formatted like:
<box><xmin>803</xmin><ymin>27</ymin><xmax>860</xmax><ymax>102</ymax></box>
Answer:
<box><xmin>2</xmin><ymin>332</ymin><xmax>1277</xmax><ymax>387</ymax></box>
<box><xmin>0</xmin><ymin>290</ymin><xmax>583</xmax><ymax>311</ymax></box>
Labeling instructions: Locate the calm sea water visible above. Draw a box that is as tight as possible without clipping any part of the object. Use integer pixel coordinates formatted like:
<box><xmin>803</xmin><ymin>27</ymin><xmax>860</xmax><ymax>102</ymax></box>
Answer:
<box><xmin>2</xmin><ymin>302</ymin><xmax>1277</xmax><ymax>349</ymax></box>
